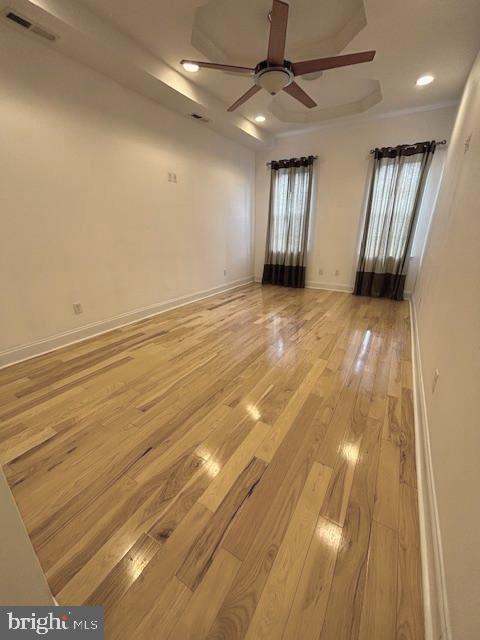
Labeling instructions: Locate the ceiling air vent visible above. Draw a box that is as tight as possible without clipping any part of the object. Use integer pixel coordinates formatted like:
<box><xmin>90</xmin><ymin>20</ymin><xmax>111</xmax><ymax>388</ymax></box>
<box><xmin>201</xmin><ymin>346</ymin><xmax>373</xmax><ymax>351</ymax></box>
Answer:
<box><xmin>4</xmin><ymin>10</ymin><xmax>57</xmax><ymax>42</ymax></box>
<box><xmin>6</xmin><ymin>11</ymin><xmax>31</xmax><ymax>28</ymax></box>
<box><xmin>190</xmin><ymin>113</ymin><xmax>210</xmax><ymax>123</ymax></box>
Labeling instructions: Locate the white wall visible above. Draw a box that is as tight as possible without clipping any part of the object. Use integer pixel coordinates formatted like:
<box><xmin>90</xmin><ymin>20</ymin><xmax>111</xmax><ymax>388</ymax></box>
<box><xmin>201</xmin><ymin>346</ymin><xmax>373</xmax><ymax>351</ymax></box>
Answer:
<box><xmin>0</xmin><ymin>27</ymin><xmax>254</xmax><ymax>365</ymax></box>
<box><xmin>254</xmin><ymin>106</ymin><xmax>456</xmax><ymax>292</ymax></box>
<box><xmin>413</xmin><ymin>52</ymin><xmax>480</xmax><ymax>640</ymax></box>
<box><xmin>0</xmin><ymin>468</ymin><xmax>54</xmax><ymax>605</ymax></box>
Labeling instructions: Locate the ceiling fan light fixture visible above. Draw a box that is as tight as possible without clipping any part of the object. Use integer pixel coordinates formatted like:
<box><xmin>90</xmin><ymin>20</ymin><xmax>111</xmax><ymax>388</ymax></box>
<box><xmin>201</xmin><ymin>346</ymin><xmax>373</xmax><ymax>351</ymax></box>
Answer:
<box><xmin>416</xmin><ymin>74</ymin><xmax>434</xmax><ymax>86</ymax></box>
<box><xmin>183</xmin><ymin>61</ymin><xmax>200</xmax><ymax>73</ymax></box>
<box><xmin>255</xmin><ymin>67</ymin><xmax>293</xmax><ymax>95</ymax></box>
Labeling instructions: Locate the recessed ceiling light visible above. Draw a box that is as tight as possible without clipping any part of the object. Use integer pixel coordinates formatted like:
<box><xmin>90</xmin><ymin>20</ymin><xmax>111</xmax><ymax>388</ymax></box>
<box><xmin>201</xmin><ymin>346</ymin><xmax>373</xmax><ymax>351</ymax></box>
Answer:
<box><xmin>255</xmin><ymin>114</ymin><xmax>266</xmax><ymax>123</ymax></box>
<box><xmin>182</xmin><ymin>62</ymin><xmax>200</xmax><ymax>73</ymax></box>
<box><xmin>416</xmin><ymin>74</ymin><xmax>434</xmax><ymax>86</ymax></box>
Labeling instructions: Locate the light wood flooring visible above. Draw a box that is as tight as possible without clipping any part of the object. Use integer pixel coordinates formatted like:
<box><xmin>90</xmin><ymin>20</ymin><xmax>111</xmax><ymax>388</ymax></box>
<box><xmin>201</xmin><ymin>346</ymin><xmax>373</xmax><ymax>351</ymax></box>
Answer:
<box><xmin>0</xmin><ymin>284</ymin><xmax>424</xmax><ymax>639</ymax></box>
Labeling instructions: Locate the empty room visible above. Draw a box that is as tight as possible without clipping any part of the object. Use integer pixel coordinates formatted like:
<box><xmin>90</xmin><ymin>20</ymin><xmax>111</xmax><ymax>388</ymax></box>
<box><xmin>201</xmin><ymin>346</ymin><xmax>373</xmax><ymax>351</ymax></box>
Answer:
<box><xmin>0</xmin><ymin>1</ymin><xmax>479</xmax><ymax>639</ymax></box>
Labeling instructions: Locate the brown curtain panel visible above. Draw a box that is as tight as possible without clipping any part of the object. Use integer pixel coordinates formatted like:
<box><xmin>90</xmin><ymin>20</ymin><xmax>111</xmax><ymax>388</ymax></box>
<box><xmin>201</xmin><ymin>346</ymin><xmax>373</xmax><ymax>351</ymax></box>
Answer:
<box><xmin>262</xmin><ymin>156</ymin><xmax>314</xmax><ymax>288</ymax></box>
<box><xmin>354</xmin><ymin>141</ymin><xmax>436</xmax><ymax>300</ymax></box>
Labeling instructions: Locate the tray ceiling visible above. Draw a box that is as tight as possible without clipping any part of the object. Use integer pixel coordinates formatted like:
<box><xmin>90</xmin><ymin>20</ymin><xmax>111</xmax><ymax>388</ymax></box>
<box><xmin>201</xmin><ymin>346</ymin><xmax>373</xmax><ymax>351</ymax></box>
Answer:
<box><xmin>6</xmin><ymin>0</ymin><xmax>480</xmax><ymax>139</ymax></box>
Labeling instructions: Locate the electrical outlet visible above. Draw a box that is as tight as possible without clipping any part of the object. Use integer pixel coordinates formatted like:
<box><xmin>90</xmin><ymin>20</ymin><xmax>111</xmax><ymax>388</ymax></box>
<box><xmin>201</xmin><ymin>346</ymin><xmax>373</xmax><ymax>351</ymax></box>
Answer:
<box><xmin>223</xmin><ymin>269</ymin><xmax>227</xmax><ymax>276</ymax></box>
<box><xmin>73</xmin><ymin>302</ymin><xmax>83</xmax><ymax>315</ymax></box>
<box><xmin>318</xmin><ymin>268</ymin><xmax>323</xmax><ymax>275</ymax></box>
<box><xmin>432</xmin><ymin>369</ymin><xmax>440</xmax><ymax>393</ymax></box>
<box><xmin>335</xmin><ymin>269</ymin><xmax>340</xmax><ymax>276</ymax></box>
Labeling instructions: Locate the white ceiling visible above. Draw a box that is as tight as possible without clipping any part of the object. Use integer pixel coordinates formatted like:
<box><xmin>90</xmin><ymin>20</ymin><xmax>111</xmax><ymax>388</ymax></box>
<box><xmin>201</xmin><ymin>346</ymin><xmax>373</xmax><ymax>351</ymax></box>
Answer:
<box><xmin>3</xmin><ymin>0</ymin><xmax>480</xmax><ymax>144</ymax></box>
<box><xmin>77</xmin><ymin>0</ymin><xmax>480</xmax><ymax>133</ymax></box>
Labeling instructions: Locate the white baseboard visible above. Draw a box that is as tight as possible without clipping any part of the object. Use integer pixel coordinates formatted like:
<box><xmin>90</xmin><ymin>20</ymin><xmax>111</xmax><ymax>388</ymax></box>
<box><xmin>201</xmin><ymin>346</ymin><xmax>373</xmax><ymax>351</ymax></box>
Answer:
<box><xmin>0</xmin><ymin>277</ymin><xmax>254</xmax><ymax>369</ymax></box>
<box><xmin>254</xmin><ymin>275</ymin><xmax>353</xmax><ymax>293</ymax></box>
<box><xmin>409</xmin><ymin>297</ymin><xmax>451</xmax><ymax>640</ymax></box>
<box><xmin>305</xmin><ymin>280</ymin><xmax>353</xmax><ymax>293</ymax></box>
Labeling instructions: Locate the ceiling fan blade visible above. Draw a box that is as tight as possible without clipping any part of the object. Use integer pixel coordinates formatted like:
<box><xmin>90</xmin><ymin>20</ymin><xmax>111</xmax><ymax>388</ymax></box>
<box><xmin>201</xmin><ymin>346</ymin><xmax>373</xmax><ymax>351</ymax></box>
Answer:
<box><xmin>227</xmin><ymin>85</ymin><xmax>261</xmax><ymax>112</ymax></box>
<box><xmin>292</xmin><ymin>50</ymin><xmax>376</xmax><ymax>76</ymax></box>
<box><xmin>267</xmin><ymin>0</ymin><xmax>289</xmax><ymax>65</ymax></box>
<box><xmin>180</xmin><ymin>60</ymin><xmax>254</xmax><ymax>74</ymax></box>
<box><xmin>283</xmin><ymin>82</ymin><xmax>317</xmax><ymax>108</ymax></box>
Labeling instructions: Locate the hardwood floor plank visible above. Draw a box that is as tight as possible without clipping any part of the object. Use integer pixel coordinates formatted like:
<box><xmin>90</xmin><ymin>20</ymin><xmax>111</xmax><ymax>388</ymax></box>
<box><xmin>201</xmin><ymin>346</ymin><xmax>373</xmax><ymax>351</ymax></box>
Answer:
<box><xmin>0</xmin><ymin>426</ymin><xmax>56</xmax><ymax>465</ymax></box>
<box><xmin>40</xmin><ymin>474</ymin><xmax>138</xmax><ymax>577</ymax></box>
<box><xmin>207</xmin><ymin>397</ymin><xmax>327</xmax><ymax>639</ymax></box>
<box><xmin>137</xmin><ymin>352</ymin><xmax>219</xmax><ymax>412</ymax></box>
<box><xmin>397</xmin><ymin>482</ymin><xmax>424</xmax><ymax>639</ymax></box>
<box><xmin>388</xmin><ymin>350</ymin><xmax>402</xmax><ymax>398</ymax></box>
<box><xmin>47</xmin><ymin>449</ymin><xmax>206</xmax><ymax>595</ymax></box>
<box><xmin>0</xmin><ymin>356</ymin><xmax>133</xmax><ymax>422</ymax></box>
<box><xmin>282</xmin><ymin>517</ymin><xmax>341</xmax><ymax>640</ymax></box>
<box><xmin>169</xmin><ymin>549</ymin><xmax>241</xmax><ymax>640</ymax></box>
<box><xmin>148</xmin><ymin>464</ymin><xmax>214</xmax><ymax>544</ymax></box>
<box><xmin>255</xmin><ymin>359</ymin><xmax>327</xmax><ymax>462</ymax></box>
<box><xmin>221</xmin><ymin>392</ymin><xmax>324</xmax><ymax>561</ymax></box>
<box><xmin>319</xmin><ymin>502</ymin><xmax>371</xmax><ymax>640</ymax></box>
<box><xmin>399</xmin><ymin>483</ymin><xmax>421</xmax><ymax>550</ymax></box>
<box><xmin>130</xmin><ymin>577</ymin><xmax>191</xmax><ymax>640</ymax></box>
<box><xmin>320</xmin><ymin>417</ymin><xmax>383</xmax><ymax>640</ymax></box>
<box><xmin>359</xmin><ymin>521</ymin><xmax>398</xmax><ymax>640</ymax></box>
<box><xmin>177</xmin><ymin>457</ymin><xmax>267</xmax><ymax>591</ymax></box>
<box><xmin>106</xmin><ymin>502</ymin><xmax>212</xmax><ymax>639</ymax></box>
<box><xmin>400</xmin><ymin>387</ymin><xmax>417</xmax><ymax>487</ymax></box>
<box><xmin>397</xmin><ymin>484</ymin><xmax>424</xmax><ymax>640</ymax></box>
<box><xmin>374</xmin><ymin>438</ymin><xmax>401</xmax><ymax>531</ymax></box>
<box><xmin>383</xmin><ymin>395</ymin><xmax>402</xmax><ymax>444</ymax></box>
<box><xmin>243</xmin><ymin>462</ymin><xmax>332</xmax><ymax>640</ymax></box>
<box><xmin>60</xmin><ymin>408</ymin><xmax>253</xmax><ymax>602</ymax></box>
<box><xmin>84</xmin><ymin>533</ymin><xmax>160</xmax><ymax>610</ymax></box>
<box><xmin>198</xmin><ymin>421</ymin><xmax>270</xmax><ymax>512</ymax></box>
<box><xmin>320</xmin><ymin>435</ymin><xmax>362</xmax><ymax>527</ymax></box>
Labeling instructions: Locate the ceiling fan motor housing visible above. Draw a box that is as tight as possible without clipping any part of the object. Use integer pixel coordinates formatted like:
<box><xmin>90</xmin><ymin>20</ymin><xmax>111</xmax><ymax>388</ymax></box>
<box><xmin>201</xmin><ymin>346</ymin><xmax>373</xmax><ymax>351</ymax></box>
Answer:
<box><xmin>254</xmin><ymin>59</ymin><xmax>294</xmax><ymax>95</ymax></box>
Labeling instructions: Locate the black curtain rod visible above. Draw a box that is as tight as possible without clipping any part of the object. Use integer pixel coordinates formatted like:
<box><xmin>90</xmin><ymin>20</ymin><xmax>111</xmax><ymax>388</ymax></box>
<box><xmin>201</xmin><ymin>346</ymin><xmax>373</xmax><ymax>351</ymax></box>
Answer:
<box><xmin>266</xmin><ymin>155</ymin><xmax>318</xmax><ymax>167</ymax></box>
<box><xmin>369</xmin><ymin>139</ymin><xmax>447</xmax><ymax>154</ymax></box>
<box><xmin>265</xmin><ymin>140</ymin><xmax>447</xmax><ymax>166</ymax></box>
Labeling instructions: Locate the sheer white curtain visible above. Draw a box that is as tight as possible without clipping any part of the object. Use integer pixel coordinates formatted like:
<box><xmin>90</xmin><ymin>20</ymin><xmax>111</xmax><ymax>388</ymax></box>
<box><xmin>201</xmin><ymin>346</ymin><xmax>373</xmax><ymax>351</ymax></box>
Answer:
<box><xmin>262</xmin><ymin>156</ymin><xmax>314</xmax><ymax>288</ymax></box>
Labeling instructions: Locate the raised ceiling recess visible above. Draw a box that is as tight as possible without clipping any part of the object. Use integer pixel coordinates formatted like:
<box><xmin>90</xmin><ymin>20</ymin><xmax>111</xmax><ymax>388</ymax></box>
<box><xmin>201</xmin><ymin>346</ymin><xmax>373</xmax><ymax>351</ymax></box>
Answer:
<box><xmin>271</xmin><ymin>79</ymin><xmax>382</xmax><ymax>123</ymax></box>
<box><xmin>192</xmin><ymin>0</ymin><xmax>367</xmax><ymax>68</ymax></box>
<box><xmin>190</xmin><ymin>0</ymin><xmax>381</xmax><ymax>121</ymax></box>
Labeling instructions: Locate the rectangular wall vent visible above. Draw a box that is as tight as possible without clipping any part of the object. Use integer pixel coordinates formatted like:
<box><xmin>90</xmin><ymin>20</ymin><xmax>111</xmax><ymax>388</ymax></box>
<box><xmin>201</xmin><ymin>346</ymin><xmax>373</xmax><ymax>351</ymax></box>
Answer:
<box><xmin>190</xmin><ymin>113</ymin><xmax>210</xmax><ymax>123</ymax></box>
<box><xmin>4</xmin><ymin>9</ymin><xmax>57</xmax><ymax>42</ymax></box>
<box><xmin>6</xmin><ymin>12</ymin><xmax>31</xmax><ymax>29</ymax></box>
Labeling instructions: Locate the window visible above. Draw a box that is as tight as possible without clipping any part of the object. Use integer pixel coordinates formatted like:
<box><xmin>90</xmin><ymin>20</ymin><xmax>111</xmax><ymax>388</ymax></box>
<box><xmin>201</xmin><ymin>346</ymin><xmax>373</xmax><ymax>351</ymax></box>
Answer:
<box><xmin>268</xmin><ymin>165</ymin><xmax>312</xmax><ymax>256</ymax></box>
<box><xmin>262</xmin><ymin>156</ymin><xmax>315</xmax><ymax>288</ymax></box>
<box><xmin>364</xmin><ymin>155</ymin><xmax>426</xmax><ymax>265</ymax></box>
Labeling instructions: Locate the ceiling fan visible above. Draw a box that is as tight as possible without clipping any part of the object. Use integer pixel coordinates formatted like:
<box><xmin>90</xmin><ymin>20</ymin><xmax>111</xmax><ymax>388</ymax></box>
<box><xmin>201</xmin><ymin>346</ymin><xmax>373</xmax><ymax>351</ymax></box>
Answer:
<box><xmin>180</xmin><ymin>0</ymin><xmax>376</xmax><ymax>112</ymax></box>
